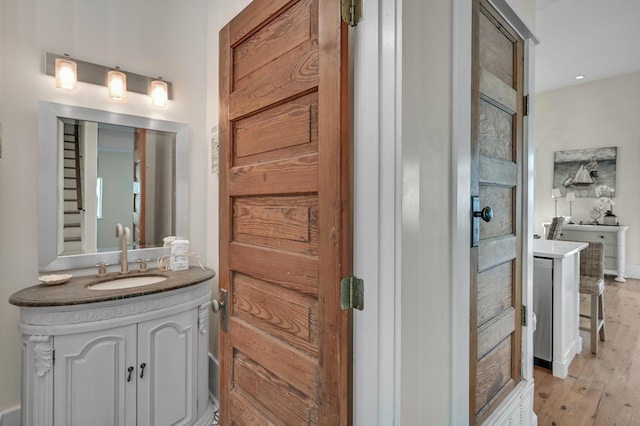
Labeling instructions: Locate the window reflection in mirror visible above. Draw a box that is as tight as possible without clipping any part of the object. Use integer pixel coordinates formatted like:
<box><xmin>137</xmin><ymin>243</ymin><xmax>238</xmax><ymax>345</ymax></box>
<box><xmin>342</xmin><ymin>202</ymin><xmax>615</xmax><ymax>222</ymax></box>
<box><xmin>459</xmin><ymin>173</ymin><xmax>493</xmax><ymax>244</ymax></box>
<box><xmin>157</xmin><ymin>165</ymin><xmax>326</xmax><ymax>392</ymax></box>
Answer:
<box><xmin>59</xmin><ymin>119</ymin><xmax>175</xmax><ymax>256</ymax></box>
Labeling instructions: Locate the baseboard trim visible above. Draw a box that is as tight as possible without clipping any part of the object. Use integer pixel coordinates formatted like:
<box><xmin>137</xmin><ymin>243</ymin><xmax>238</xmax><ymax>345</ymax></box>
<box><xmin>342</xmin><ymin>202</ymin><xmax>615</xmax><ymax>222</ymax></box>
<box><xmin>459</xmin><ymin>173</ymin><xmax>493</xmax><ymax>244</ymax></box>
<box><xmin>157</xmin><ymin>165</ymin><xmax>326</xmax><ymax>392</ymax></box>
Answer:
<box><xmin>0</xmin><ymin>406</ymin><xmax>21</xmax><ymax>426</ymax></box>
<box><xmin>625</xmin><ymin>264</ymin><xmax>640</xmax><ymax>280</ymax></box>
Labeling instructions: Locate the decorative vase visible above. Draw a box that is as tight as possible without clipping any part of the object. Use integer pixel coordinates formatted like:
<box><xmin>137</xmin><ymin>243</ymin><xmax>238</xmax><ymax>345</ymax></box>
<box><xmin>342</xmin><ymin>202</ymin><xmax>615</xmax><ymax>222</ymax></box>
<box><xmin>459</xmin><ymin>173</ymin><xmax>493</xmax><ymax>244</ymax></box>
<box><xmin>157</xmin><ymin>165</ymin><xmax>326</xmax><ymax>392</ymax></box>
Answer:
<box><xmin>603</xmin><ymin>211</ymin><xmax>618</xmax><ymax>226</ymax></box>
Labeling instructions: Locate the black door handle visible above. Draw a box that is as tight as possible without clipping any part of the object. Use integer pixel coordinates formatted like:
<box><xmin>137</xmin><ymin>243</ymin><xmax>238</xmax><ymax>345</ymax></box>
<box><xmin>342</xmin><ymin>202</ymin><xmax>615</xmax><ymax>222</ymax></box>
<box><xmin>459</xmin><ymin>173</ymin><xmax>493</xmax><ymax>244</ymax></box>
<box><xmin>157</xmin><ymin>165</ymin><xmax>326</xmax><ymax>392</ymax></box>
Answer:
<box><xmin>471</xmin><ymin>196</ymin><xmax>493</xmax><ymax>247</ymax></box>
<box><xmin>140</xmin><ymin>362</ymin><xmax>147</xmax><ymax>379</ymax></box>
<box><xmin>473</xmin><ymin>206</ymin><xmax>493</xmax><ymax>223</ymax></box>
<box><xmin>127</xmin><ymin>366</ymin><xmax>134</xmax><ymax>382</ymax></box>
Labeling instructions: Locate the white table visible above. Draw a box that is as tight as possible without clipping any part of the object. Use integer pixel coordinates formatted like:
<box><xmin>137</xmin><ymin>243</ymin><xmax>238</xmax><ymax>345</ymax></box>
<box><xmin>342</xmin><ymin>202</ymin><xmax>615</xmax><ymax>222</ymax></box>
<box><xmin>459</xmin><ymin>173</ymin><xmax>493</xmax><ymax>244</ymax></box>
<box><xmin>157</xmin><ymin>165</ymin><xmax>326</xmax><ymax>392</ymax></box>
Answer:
<box><xmin>533</xmin><ymin>239</ymin><xmax>588</xmax><ymax>378</ymax></box>
<box><xmin>543</xmin><ymin>223</ymin><xmax>628</xmax><ymax>282</ymax></box>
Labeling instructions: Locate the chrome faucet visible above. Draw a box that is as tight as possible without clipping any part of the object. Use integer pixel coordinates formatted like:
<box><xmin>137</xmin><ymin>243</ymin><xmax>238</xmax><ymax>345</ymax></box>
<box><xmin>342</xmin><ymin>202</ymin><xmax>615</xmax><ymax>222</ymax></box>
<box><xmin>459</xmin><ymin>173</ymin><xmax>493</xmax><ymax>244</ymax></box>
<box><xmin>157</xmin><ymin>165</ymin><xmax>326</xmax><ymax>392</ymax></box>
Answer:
<box><xmin>116</xmin><ymin>223</ymin><xmax>131</xmax><ymax>274</ymax></box>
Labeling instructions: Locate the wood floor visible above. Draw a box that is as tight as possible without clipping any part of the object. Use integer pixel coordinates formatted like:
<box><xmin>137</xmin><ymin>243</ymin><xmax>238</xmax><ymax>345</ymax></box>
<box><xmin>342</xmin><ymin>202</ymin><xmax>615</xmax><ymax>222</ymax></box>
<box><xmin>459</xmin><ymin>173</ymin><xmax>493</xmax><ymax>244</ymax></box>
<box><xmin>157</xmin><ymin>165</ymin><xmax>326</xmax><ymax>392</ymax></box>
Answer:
<box><xmin>534</xmin><ymin>277</ymin><xmax>640</xmax><ymax>425</ymax></box>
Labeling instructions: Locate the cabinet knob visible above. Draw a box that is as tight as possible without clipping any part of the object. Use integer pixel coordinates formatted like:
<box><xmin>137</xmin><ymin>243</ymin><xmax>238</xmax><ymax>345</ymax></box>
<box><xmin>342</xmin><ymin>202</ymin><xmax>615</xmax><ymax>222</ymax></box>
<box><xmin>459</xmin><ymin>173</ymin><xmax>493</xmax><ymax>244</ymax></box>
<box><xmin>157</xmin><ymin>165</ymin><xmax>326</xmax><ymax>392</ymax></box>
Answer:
<box><xmin>126</xmin><ymin>366</ymin><xmax>134</xmax><ymax>382</ymax></box>
<box><xmin>140</xmin><ymin>362</ymin><xmax>147</xmax><ymax>379</ymax></box>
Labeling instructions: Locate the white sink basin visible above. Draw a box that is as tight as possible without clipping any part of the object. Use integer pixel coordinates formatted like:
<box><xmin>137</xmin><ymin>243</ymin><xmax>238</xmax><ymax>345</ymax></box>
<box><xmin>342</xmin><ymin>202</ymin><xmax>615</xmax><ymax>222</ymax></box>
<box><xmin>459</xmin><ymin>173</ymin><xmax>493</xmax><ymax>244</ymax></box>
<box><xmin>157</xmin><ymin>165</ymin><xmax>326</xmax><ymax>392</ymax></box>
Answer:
<box><xmin>88</xmin><ymin>275</ymin><xmax>168</xmax><ymax>291</ymax></box>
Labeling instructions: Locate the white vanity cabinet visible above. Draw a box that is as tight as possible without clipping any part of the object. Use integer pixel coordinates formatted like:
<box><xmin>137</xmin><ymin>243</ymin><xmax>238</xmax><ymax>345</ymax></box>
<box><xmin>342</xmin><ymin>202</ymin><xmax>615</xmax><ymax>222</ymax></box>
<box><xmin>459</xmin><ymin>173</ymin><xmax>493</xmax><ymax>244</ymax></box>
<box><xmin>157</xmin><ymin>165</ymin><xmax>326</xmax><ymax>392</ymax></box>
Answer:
<box><xmin>15</xmin><ymin>278</ymin><xmax>215</xmax><ymax>426</ymax></box>
<box><xmin>53</xmin><ymin>309</ymin><xmax>197</xmax><ymax>426</ymax></box>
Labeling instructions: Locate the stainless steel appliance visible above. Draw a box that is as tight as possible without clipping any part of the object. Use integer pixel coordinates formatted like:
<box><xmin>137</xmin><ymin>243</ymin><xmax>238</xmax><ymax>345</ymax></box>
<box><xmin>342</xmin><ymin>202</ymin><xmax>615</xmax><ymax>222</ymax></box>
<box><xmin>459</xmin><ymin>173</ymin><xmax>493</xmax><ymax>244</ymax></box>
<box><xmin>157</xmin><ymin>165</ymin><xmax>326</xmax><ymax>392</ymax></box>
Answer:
<box><xmin>533</xmin><ymin>257</ymin><xmax>553</xmax><ymax>369</ymax></box>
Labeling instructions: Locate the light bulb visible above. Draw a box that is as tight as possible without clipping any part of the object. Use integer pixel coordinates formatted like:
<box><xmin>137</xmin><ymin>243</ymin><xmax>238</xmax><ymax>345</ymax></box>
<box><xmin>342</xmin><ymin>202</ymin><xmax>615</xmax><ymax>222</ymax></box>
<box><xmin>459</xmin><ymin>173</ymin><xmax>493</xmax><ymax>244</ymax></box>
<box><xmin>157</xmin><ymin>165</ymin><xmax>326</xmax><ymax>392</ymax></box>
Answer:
<box><xmin>55</xmin><ymin>55</ymin><xmax>77</xmax><ymax>92</ymax></box>
<box><xmin>107</xmin><ymin>68</ymin><xmax>127</xmax><ymax>102</ymax></box>
<box><xmin>150</xmin><ymin>79</ymin><xmax>168</xmax><ymax>109</ymax></box>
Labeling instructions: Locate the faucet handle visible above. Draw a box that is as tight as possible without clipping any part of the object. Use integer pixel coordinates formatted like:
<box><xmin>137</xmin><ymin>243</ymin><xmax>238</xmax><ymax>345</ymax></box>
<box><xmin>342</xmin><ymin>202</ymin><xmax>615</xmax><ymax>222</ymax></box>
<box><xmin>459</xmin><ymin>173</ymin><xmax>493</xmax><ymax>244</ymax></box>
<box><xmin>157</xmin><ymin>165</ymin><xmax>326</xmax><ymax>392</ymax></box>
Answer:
<box><xmin>96</xmin><ymin>263</ymin><xmax>109</xmax><ymax>277</ymax></box>
<box><xmin>137</xmin><ymin>259</ymin><xmax>149</xmax><ymax>272</ymax></box>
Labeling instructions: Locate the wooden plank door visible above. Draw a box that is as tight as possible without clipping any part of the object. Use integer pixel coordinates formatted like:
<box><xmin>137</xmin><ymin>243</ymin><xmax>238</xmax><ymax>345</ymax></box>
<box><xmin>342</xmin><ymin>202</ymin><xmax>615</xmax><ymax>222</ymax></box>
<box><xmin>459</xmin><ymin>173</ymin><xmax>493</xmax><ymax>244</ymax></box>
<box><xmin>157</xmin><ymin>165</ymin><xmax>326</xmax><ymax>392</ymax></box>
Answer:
<box><xmin>470</xmin><ymin>0</ymin><xmax>525</xmax><ymax>423</ymax></box>
<box><xmin>133</xmin><ymin>129</ymin><xmax>146</xmax><ymax>248</ymax></box>
<box><xmin>218</xmin><ymin>0</ymin><xmax>352</xmax><ymax>424</ymax></box>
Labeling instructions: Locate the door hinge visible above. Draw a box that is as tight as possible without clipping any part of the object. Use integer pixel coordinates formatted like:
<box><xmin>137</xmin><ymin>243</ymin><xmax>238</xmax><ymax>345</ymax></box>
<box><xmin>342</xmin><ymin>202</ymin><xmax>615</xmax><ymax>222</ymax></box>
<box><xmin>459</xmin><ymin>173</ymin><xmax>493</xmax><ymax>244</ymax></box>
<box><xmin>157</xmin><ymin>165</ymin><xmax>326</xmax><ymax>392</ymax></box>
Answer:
<box><xmin>521</xmin><ymin>305</ymin><xmax>527</xmax><ymax>327</ymax></box>
<box><xmin>341</xmin><ymin>0</ymin><xmax>362</xmax><ymax>27</ymax></box>
<box><xmin>340</xmin><ymin>276</ymin><xmax>364</xmax><ymax>310</ymax></box>
<box><xmin>53</xmin><ymin>350</ymin><xmax>56</xmax><ymax>366</ymax></box>
<box><xmin>523</xmin><ymin>94</ymin><xmax>530</xmax><ymax>116</ymax></box>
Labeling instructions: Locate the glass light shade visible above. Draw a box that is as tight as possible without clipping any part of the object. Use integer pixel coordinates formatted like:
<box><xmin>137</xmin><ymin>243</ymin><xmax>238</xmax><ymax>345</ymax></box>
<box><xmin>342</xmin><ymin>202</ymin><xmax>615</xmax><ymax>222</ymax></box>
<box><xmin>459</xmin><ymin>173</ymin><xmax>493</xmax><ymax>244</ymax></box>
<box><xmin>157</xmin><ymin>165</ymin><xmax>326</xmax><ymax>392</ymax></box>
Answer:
<box><xmin>551</xmin><ymin>188</ymin><xmax>562</xmax><ymax>199</ymax></box>
<box><xmin>566</xmin><ymin>192</ymin><xmax>576</xmax><ymax>202</ymax></box>
<box><xmin>107</xmin><ymin>69</ymin><xmax>127</xmax><ymax>102</ymax></box>
<box><xmin>55</xmin><ymin>57</ymin><xmax>77</xmax><ymax>92</ymax></box>
<box><xmin>150</xmin><ymin>79</ymin><xmax>168</xmax><ymax>109</ymax></box>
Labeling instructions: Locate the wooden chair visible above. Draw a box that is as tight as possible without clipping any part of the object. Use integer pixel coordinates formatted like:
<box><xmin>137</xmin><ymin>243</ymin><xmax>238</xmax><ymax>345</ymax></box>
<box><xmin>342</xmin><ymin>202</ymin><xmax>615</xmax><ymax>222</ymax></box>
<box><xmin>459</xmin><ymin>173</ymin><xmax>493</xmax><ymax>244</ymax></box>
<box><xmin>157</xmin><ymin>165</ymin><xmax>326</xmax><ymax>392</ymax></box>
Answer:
<box><xmin>578</xmin><ymin>241</ymin><xmax>606</xmax><ymax>354</ymax></box>
<box><xmin>546</xmin><ymin>216</ymin><xmax>565</xmax><ymax>240</ymax></box>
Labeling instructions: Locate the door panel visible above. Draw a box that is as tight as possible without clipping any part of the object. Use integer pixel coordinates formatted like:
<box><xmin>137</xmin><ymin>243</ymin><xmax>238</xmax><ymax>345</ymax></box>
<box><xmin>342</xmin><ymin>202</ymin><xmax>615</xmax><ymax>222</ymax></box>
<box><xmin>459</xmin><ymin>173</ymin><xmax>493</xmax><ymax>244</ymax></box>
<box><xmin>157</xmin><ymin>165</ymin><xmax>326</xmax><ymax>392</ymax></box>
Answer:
<box><xmin>232</xmin><ymin>0</ymin><xmax>316</xmax><ymax>82</ymax></box>
<box><xmin>478</xmin><ymin>101</ymin><xmax>514</xmax><ymax>160</ymax></box>
<box><xmin>233</xmin><ymin>352</ymin><xmax>319</xmax><ymax>424</ymax></box>
<box><xmin>219</xmin><ymin>0</ymin><xmax>352</xmax><ymax>424</ymax></box>
<box><xmin>471</xmin><ymin>0</ymin><xmax>525</xmax><ymax>423</ymax></box>
<box><xmin>477</xmin><ymin>262</ymin><xmax>513</xmax><ymax>326</ymax></box>
<box><xmin>478</xmin><ymin>186</ymin><xmax>513</xmax><ymax>239</ymax></box>
<box><xmin>234</xmin><ymin>93</ymin><xmax>318</xmax><ymax>163</ymax></box>
<box><xmin>478</xmin><ymin>11</ymin><xmax>514</xmax><ymax>86</ymax></box>
<box><xmin>233</xmin><ymin>195</ymin><xmax>319</xmax><ymax>253</ymax></box>
<box><xmin>233</xmin><ymin>272</ymin><xmax>319</xmax><ymax>355</ymax></box>
<box><xmin>476</xmin><ymin>336</ymin><xmax>514</xmax><ymax>410</ymax></box>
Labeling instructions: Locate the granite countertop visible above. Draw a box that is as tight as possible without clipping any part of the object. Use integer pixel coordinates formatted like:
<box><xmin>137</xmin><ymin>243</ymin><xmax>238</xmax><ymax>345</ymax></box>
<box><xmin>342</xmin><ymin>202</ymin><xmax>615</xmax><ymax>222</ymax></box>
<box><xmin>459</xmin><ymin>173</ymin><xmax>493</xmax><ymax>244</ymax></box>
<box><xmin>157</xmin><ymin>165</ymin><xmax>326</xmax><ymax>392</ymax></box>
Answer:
<box><xmin>9</xmin><ymin>267</ymin><xmax>216</xmax><ymax>307</ymax></box>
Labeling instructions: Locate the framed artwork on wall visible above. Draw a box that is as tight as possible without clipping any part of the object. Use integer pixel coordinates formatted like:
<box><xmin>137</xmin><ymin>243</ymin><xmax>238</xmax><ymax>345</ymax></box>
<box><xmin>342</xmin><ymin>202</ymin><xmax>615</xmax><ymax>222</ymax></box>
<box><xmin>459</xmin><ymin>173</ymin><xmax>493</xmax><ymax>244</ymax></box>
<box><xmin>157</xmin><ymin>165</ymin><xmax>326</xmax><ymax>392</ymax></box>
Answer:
<box><xmin>553</xmin><ymin>146</ymin><xmax>617</xmax><ymax>198</ymax></box>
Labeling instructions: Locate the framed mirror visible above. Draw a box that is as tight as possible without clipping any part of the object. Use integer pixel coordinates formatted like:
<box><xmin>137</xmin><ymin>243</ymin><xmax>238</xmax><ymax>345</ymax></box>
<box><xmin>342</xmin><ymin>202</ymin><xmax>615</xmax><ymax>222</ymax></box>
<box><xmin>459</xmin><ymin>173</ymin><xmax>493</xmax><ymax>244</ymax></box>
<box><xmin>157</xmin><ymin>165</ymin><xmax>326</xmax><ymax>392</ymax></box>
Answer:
<box><xmin>38</xmin><ymin>101</ymin><xmax>189</xmax><ymax>272</ymax></box>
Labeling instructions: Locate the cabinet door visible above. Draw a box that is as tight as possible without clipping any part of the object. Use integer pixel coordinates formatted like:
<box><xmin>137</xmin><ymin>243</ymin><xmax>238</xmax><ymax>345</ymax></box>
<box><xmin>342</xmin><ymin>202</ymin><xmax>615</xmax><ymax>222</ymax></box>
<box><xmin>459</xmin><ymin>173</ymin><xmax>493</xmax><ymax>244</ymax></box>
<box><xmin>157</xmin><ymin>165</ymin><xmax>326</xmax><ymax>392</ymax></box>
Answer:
<box><xmin>137</xmin><ymin>309</ymin><xmax>198</xmax><ymax>426</ymax></box>
<box><xmin>54</xmin><ymin>325</ymin><xmax>137</xmax><ymax>426</ymax></box>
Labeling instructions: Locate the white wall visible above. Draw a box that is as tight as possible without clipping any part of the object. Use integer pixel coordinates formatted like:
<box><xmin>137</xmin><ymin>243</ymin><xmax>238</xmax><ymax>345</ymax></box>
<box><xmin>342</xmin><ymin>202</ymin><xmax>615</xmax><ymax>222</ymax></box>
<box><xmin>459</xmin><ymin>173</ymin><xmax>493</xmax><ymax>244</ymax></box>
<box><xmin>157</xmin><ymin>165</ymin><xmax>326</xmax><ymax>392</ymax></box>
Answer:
<box><xmin>0</xmin><ymin>0</ymin><xmax>207</xmax><ymax>410</ymax></box>
<box><xmin>204</xmin><ymin>0</ymin><xmax>252</xmax><ymax>398</ymax></box>
<box><xmin>504</xmin><ymin>0</ymin><xmax>535</xmax><ymax>29</ymax></box>
<box><xmin>401</xmin><ymin>0</ymin><xmax>453</xmax><ymax>422</ymax></box>
<box><xmin>534</xmin><ymin>71</ymin><xmax>640</xmax><ymax>277</ymax></box>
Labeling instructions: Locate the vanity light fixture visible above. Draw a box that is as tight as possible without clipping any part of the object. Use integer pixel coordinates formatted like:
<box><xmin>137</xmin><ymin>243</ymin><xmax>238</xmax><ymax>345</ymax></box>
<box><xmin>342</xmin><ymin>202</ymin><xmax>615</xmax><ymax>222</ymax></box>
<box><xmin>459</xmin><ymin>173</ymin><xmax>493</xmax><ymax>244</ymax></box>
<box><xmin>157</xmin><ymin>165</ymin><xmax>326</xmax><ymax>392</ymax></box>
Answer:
<box><xmin>107</xmin><ymin>67</ymin><xmax>127</xmax><ymax>102</ymax></box>
<box><xmin>54</xmin><ymin>54</ymin><xmax>77</xmax><ymax>92</ymax></box>
<box><xmin>45</xmin><ymin>52</ymin><xmax>173</xmax><ymax>104</ymax></box>
<box><xmin>576</xmin><ymin>75</ymin><xmax>585</xmax><ymax>80</ymax></box>
<box><xmin>150</xmin><ymin>78</ymin><xmax>168</xmax><ymax>109</ymax></box>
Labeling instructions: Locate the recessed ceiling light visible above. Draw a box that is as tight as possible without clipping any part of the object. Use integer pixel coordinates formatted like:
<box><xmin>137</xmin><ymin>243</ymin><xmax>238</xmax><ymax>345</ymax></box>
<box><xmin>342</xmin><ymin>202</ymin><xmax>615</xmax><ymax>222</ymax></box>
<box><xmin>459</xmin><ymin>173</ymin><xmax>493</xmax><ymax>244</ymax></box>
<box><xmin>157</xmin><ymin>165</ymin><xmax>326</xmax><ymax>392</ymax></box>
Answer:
<box><xmin>576</xmin><ymin>75</ymin><xmax>585</xmax><ymax>80</ymax></box>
